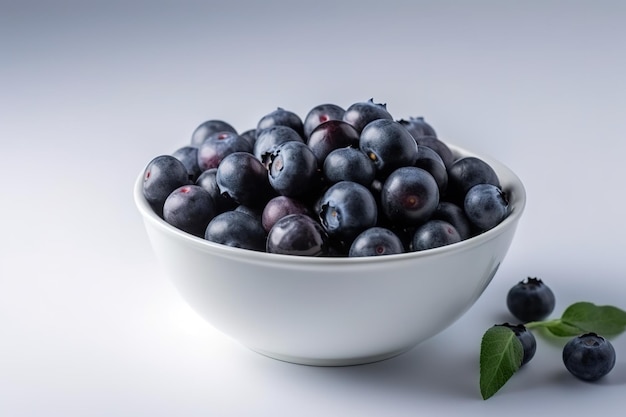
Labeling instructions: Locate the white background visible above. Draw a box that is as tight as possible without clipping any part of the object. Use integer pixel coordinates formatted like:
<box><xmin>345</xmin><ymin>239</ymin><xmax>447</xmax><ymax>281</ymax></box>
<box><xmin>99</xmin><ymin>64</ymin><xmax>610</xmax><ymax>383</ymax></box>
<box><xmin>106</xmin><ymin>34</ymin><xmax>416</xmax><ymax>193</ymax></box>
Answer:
<box><xmin>2</xmin><ymin>1</ymin><xmax>626</xmax><ymax>415</ymax></box>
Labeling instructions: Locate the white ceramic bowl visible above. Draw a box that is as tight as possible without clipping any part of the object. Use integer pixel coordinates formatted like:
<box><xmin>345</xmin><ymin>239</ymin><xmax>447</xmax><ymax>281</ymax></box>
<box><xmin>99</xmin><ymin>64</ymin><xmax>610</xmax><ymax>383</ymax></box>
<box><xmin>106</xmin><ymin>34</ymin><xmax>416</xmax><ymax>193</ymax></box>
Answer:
<box><xmin>134</xmin><ymin>144</ymin><xmax>526</xmax><ymax>366</ymax></box>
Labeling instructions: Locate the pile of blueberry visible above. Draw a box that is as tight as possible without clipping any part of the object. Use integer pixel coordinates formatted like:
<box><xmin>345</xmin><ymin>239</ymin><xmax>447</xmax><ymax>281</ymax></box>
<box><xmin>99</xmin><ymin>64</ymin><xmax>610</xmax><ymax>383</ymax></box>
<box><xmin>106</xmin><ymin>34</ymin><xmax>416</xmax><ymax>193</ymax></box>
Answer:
<box><xmin>501</xmin><ymin>278</ymin><xmax>616</xmax><ymax>381</ymax></box>
<box><xmin>142</xmin><ymin>99</ymin><xmax>509</xmax><ymax>256</ymax></box>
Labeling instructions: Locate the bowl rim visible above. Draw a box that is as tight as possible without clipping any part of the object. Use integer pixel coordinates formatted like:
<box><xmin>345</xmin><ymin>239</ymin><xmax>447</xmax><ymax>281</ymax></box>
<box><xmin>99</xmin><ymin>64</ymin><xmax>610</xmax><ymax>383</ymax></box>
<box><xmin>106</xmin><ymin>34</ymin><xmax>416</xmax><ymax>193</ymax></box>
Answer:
<box><xmin>134</xmin><ymin>143</ymin><xmax>526</xmax><ymax>266</ymax></box>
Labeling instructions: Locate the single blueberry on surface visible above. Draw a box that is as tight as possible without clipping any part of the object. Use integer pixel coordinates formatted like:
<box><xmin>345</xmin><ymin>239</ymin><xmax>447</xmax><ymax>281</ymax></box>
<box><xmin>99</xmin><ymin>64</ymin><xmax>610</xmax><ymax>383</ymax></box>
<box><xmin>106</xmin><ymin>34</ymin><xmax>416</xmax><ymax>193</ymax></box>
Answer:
<box><xmin>348</xmin><ymin>227</ymin><xmax>404</xmax><ymax>257</ymax></box>
<box><xmin>359</xmin><ymin>119</ymin><xmax>418</xmax><ymax>175</ymax></box>
<box><xmin>506</xmin><ymin>277</ymin><xmax>556</xmax><ymax>323</ymax></box>
<box><xmin>496</xmin><ymin>323</ymin><xmax>537</xmax><ymax>366</ymax></box>
<box><xmin>303</xmin><ymin>103</ymin><xmax>345</xmax><ymax>139</ymax></box>
<box><xmin>342</xmin><ymin>98</ymin><xmax>393</xmax><ymax>133</ymax></box>
<box><xmin>191</xmin><ymin>119</ymin><xmax>237</xmax><ymax>147</ymax></box>
<box><xmin>143</xmin><ymin>155</ymin><xmax>191</xmax><ymax>217</ymax></box>
<box><xmin>464</xmin><ymin>183</ymin><xmax>508</xmax><ymax>231</ymax></box>
<box><xmin>563</xmin><ymin>333</ymin><xmax>616</xmax><ymax>381</ymax></box>
<box><xmin>380</xmin><ymin>166</ymin><xmax>439</xmax><ymax>227</ymax></box>
<box><xmin>204</xmin><ymin>210</ymin><xmax>266</xmax><ymax>252</ymax></box>
<box><xmin>411</xmin><ymin>220</ymin><xmax>461</xmax><ymax>251</ymax></box>
<box><xmin>266</xmin><ymin>214</ymin><xmax>327</xmax><ymax>256</ymax></box>
<box><xmin>163</xmin><ymin>185</ymin><xmax>216</xmax><ymax>237</ymax></box>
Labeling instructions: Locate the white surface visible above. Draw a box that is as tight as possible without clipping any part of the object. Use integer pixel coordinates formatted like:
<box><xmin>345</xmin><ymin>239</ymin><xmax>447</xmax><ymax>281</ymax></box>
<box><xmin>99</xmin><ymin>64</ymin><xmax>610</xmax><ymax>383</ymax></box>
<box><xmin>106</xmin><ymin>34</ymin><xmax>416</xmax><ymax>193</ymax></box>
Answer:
<box><xmin>2</xmin><ymin>1</ymin><xmax>626</xmax><ymax>415</ymax></box>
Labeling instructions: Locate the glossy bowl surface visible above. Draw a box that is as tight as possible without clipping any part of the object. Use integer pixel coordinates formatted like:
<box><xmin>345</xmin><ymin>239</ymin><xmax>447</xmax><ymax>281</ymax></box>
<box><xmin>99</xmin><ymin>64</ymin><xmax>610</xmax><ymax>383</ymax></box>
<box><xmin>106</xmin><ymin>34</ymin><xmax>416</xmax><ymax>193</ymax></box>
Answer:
<box><xmin>134</xmin><ymin>144</ymin><xmax>526</xmax><ymax>366</ymax></box>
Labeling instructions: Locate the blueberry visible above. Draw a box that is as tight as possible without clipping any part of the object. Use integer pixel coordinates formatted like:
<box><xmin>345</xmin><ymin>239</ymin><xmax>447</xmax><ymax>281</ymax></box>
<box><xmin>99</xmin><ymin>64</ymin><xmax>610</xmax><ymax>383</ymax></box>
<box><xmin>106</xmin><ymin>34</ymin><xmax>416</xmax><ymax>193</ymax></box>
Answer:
<box><xmin>142</xmin><ymin>155</ymin><xmax>191</xmax><ymax>217</ymax></box>
<box><xmin>318</xmin><ymin>181</ymin><xmax>378</xmax><ymax>243</ymax></box>
<box><xmin>431</xmin><ymin>201</ymin><xmax>473</xmax><ymax>240</ymax></box>
<box><xmin>464</xmin><ymin>183</ymin><xmax>508</xmax><ymax>231</ymax></box>
<box><xmin>303</xmin><ymin>103</ymin><xmax>345</xmax><ymax>139</ymax></box>
<box><xmin>414</xmin><ymin>145</ymin><xmax>448</xmax><ymax>193</ymax></box>
<box><xmin>348</xmin><ymin>227</ymin><xmax>404</xmax><ymax>257</ymax></box>
<box><xmin>447</xmin><ymin>156</ymin><xmax>501</xmax><ymax>203</ymax></box>
<box><xmin>415</xmin><ymin>135</ymin><xmax>455</xmax><ymax>169</ymax></box>
<box><xmin>563</xmin><ymin>333</ymin><xmax>616</xmax><ymax>381</ymax></box>
<box><xmin>342</xmin><ymin>98</ymin><xmax>393</xmax><ymax>133</ymax></box>
<box><xmin>322</xmin><ymin>147</ymin><xmax>376</xmax><ymax>186</ymax></box>
<box><xmin>240</xmin><ymin>129</ymin><xmax>257</xmax><ymax>149</ymax></box>
<box><xmin>257</xmin><ymin>107</ymin><xmax>304</xmax><ymax>138</ymax></box>
<box><xmin>359</xmin><ymin>119</ymin><xmax>418</xmax><ymax>175</ymax></box>
<box><xmin>253</xmin><ymin>125</ymin><xmax>304</xmax><ymax>166</ymax></box>
<box><xmin>495</xmin><ymin>323</ymin><xmax>537</xmax><ymax>366</ymax></box>
<box><xmin>197</xmin><ymin>131</ymin><xmax>253</xmax><ymax>171</ymax></box>
<box><xmin>380</xmin><ymin>167</ymin><xmax>439</xmax><ymax>227</ymax></box>
<box><xmin>397</xmin><ymin>116</ymin><xmax>437</xmax><ymax>139</ymax></box>
<box><xmin>204</xmin><ymin>210</ymin><xmax>266</xmax><ymax>251</ymax></box>
<box><xmin>266</xmin><ymin>213</ymin><xmax>327</xmax><ymax>256</ymax></box>
<box><xmin>506</xmin><ymin>277</ymin><xmax>556</xmax><ymax>323</ymax></box>
<box><xmin>267</xmin><ymin>140</ymin><xmax>318</xmax><ymax>197</ymax></box>
<box><xmin>307</xmin><ymin>120</ymin><xmax>360</xmax><ymax>165</ymax></box>
<box><xmin>172</xmin><ymin>146</ymin><xmax>201</xmax><ymax>181</ymax></box>
<box><xmin>163</xmin><ymin>185</ymin><xmax>216</xmax><ymax>237</ymax></box>
<box><xmin>195</xmin><ymin>168</ymin><xmax>237</xmax><ymax>213</ymax></box>
<box><xmin>261</xmin><ymin>195</ymin><xmax>310</xmax><ymax>233</ymax></box>
<box><xmin>216</xmin><ymin>152</ymin><xmax>274</xmax><ymax>208</ymax></box>
<box><xmin>191</xmin><ymin>119</ymin><xmax>237</xmax><ymax>147</ymax></box>
<box><xmin>411</xmin><ymin>220</ymin><xmax>461</xmax><ymax>251</ymax></box>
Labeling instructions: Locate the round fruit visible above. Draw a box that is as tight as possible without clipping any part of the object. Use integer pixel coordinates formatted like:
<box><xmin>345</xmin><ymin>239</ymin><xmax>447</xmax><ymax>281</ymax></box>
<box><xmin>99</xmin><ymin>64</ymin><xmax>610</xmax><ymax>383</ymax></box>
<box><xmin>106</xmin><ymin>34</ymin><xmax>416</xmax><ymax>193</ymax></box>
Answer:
<box><xmin>506</xmin><ymin>277</ymin><xmax>556</xmax><ymax>323</ymax></box>
<box><xmin>562</xmin><ymin>333</ymin><xmax>616</xmax><ymax>381</ymax></box>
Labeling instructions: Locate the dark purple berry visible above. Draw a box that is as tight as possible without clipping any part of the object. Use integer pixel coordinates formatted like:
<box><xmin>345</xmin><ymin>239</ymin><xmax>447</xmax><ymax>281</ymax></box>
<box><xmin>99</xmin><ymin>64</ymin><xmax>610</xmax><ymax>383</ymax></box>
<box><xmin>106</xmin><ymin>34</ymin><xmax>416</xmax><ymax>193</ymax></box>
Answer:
<box><xmin>322</xmin><ymin>147</ymin><xmax>376</xmax><ymax>186</ymax></box>
<box><xmin>563</xmin><ymin>333</ymin><xmax>616</xmax><ymax>381</ymax></box>
<box><xmin>163</xmin><ymin>185</ymin><xmax>216</xmax><ymax>237</ymax></box>
<box><xmin>342</xmin><ymin>98</ymin><xmax>393</xmax><ymax>133</ymax></box>
<box><xmin>191</xmin><ymin>119</ymin><xmax>237</xmax><ymax>147</ymax></box>
<box><xmin>307</xmin><ymin>120</ymin><xmax>359</xmax><ymax>165</ymax></box>
<box><xmin>143</xmin><ymin>155</ymin><xmax>191</xmax><ymax>217</ymax></box>
<box><xmin>359</xmin><ymin>119</ymin><xmax>418</xmax><ymax>175</ymax></box>
<box><xmin>380</xmin><ymin>167</ymin><xmax>439</xmax><ymax>227</ymax></box>
<box><xmin>303</xmin><ymin>103</ymin><xmax>345</xmax><ymax>139</ymax></box>
<box><xmin>261</xmin><ymin>196</ymin><xmax>310</xmax><ymax>233</ymax></box>
<box><xmin>267</xmin><ymin>141</ymin><xmax>318</xmax><ymax>197</ymax></box>
<box><xmin>411</xmin><ymin>220</ymin><xmax>461</xmax><ymax>251</ymax></box>
<box><xmin>204</xmin><ymin>210</ymin><xmax>266</xmax><ymax>251</ymax></box>
<box><xmin>506</xmin><ymin>277</ymin><xmax>556</xmax><ymax>323</ymax></box>
<box><xmin>216</xmin><ymin>152</ymin><xmax>273</xmax><ymax>208</ymax></box>
<box><xmin>257</xmin><ymin>107</ymin><xmax>304</xmax><ymax>138</ymax></box>
<box><xmin>197</xmin><ymin>131</ymin><xmax>252</xmax><ymax>171</ymax></box>
<box><xmin>266</xmin><ymin>214</ymin><xmax>327</xmax><ymax>256</ymax></box>
<box><xmin>464</xmin><ymin>183</ymin><xmax>508</xmax><ymax>231</ymax></box>
<box><xmin>348</xmin><ymin>227</ymin><xmax>404</xmax><ymax>257</ymax></box>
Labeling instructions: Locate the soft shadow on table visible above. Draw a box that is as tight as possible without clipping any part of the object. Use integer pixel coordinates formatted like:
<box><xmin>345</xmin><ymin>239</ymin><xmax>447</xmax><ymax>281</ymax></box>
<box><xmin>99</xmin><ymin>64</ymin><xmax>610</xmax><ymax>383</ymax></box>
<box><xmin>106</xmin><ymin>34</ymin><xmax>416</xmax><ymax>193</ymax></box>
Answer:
<box><xmin>285</xmin><ymin>339</ymin><xmax>482</xmax><ymax>401</ymax></box>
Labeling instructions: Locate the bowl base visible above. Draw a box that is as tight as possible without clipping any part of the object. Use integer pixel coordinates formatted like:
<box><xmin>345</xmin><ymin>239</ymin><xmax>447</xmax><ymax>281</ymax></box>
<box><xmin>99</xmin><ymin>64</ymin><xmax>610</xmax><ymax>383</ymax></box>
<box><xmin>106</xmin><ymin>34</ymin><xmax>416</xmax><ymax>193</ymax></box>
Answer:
<box><xmin>249</xmin><ymin>345</ymin><xmax>415</xmax><ymax>367</ymax></box>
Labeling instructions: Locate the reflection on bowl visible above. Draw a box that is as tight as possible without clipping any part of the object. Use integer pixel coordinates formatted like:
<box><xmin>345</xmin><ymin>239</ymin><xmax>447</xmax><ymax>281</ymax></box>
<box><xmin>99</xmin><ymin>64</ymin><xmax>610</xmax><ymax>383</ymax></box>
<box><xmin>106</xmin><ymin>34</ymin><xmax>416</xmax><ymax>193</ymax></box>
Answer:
<box><xmin>134</xmin><ymin>144</ymin><xmax>525</xmax><ymax>366</ymax></box>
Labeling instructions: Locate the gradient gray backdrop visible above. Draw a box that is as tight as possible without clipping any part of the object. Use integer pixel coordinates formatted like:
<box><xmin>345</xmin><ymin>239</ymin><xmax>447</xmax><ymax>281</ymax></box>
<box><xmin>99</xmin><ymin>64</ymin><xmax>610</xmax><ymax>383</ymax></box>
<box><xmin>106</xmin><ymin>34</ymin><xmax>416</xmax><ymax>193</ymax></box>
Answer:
<box><xmin>2</xmin><ymin>1</ymin><xmax>626</xmax><ymax>416</ymax></box>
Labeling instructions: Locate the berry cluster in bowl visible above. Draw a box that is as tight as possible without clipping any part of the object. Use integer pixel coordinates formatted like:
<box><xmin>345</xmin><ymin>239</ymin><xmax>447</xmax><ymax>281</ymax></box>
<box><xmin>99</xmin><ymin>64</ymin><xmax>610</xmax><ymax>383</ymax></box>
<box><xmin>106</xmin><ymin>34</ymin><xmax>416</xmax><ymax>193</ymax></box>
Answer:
<box><xmin>141</xmin><ymin>99</ymin><xmax>509</xmax><ymax>257</ymax></box>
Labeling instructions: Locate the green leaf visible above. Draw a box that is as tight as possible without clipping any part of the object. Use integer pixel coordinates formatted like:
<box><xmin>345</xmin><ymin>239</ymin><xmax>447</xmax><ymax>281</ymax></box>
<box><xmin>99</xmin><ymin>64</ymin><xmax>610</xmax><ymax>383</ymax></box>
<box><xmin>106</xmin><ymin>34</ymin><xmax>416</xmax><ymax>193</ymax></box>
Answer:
<box><xmin>542</xmin><ymin>320</ymin><xmax>584</xmax><ymax>337</ymax></box>
<box><xmin>561</xmin><ymin>302</ymin><xmax>626</xmax><ymax>336</ymax></box>
<box><xmin>479</xmin><ymin>326</ymin><xmax>524</xmax><ymax>400</ymax></box>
